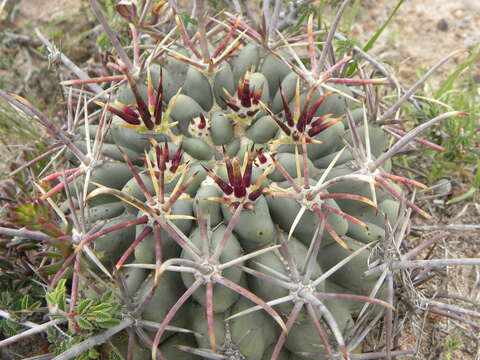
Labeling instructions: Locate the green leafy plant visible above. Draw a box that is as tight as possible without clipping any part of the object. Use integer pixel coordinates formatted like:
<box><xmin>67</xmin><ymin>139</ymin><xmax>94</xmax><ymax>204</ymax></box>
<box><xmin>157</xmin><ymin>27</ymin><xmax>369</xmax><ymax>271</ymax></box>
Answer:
<box><xmin>0</xmin><ymin>281</ymin><xmax>42</xmax><ymax>337</ymax></box>
<box><xmin>46</xmin><ymin>281</ymin><xmax>122</xmax><ymax>358</ymax></box>
<box><xmin>404</xmin><ymin>47</ymin><xmax>480</xmax><ymax>196</ymax></box>
<box><xmin>441</xmin><ymin>332</ymin><xmax>462</xmax><ymax>360</ymax></box>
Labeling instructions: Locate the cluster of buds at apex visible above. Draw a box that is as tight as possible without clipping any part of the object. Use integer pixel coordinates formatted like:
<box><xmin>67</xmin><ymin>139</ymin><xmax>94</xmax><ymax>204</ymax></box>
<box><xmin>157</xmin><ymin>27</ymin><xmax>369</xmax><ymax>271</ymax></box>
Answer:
<box><xmin>116</xmin><ymin>0</ymin><xmax>168</xmax><ymax>26</ymax></box>
<box><xmin>253</xmin><ymin>148</ymin><xmax>273</xmax><ymax>173</ymax></box>
<box><xmin>146</xmin><ymin>138</ymin><xmax>185</xmax><ymax>184</ymax></box>
<box><xmin>86</xmin><ymin>143</ymin><xmax>195</xmax><ymax>222</ymax></box>
<box><xmin>96</xmin><ymin>66</ymin><xmax>178</xmax><ymax>135</ymax></box>
<box><xmin>223</xmin><ymin>73</ymin><xmax>263</xmax><ymax>125</ymax></box>
<box><xmin>188</xmin><ymin>113</ymin><xmax>211</xmax><ymax>139</ymax></box>
<box><xmin>81</xmin><ymin>144</ymin><xmax>197</xmax><ymax>276</ymax></box>
<box><xmin>204</xmin><ymin>148</ymin><xmax>271</xmax><ymax>212</ymax></box>
<box><xmin>264</xmin><ymin>84</ymin><xmax>342</xmax><ymax>146</ymax></box>
<box><xmin>115</xmin><ymin>1</ymin><xmax>137</xmax><ymax>23</ymax></box>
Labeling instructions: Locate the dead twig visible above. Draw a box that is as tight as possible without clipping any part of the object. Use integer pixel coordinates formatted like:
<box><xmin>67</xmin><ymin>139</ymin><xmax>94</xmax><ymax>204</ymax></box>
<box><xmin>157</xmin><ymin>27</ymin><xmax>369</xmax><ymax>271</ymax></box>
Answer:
<box><xmin>366</xmin><ymin>258</ymin><xmax>480</xmax><ymax>277</ymax></box>
<box><xmin>90</xmin><ymin>0</ymin><xmax>133</xmax><ymax>71</ymax></box>
<box><xmin>0</xmin><ymin>318</ymin><xmax>66</xmax><ymax>348</ymax></box>
<box><xmin>0</xmin><ymin>226</ymin><xmax>54</xmax><ymax>242</ymax></box>
<box><xmin>35</xmin><ymin>29</ymin><xmax>104</xmax><ymax>95</ymax></box>
<box><xmin>51</xmin><ymin>318</ymin><xmax>134</xmax><ymax>360</ymax></box>
<box><xmin>380</xmin><ymin>50</ymin><xmax>465</xmax><ymax>121</ymax></box>
<box><xmin>411</xmin><ymin>224</ymin><xmax>480</xmax><ymax>231</ymax></box>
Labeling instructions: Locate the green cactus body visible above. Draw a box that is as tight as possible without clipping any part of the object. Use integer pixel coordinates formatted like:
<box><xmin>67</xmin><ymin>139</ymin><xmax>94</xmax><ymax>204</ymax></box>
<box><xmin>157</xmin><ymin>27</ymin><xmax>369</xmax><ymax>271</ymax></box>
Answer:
<box><xmin>181</xmin><ymin>225</ymin><xmax>245</xmax><ymax>312</ymax></box>
<box><xmin>140</xmin><ymin>272</ymin><xmax>190</xmax><ymax>342</ymax></box>
<box><xmin>76</xmin><ymin>124</ymin><xmax>114</xmax><ymax>143</ymax></box>
<box><xmin>162</xmin><ymin>50</ymin><xmax>189</xmax><ymax>92</ymax></box>
<box><xmin>134</xmin><ymin>199</ymin><xmax>193</xmax><ymax>263</ymax></box>
<box><xmin>233</xmin><ymin>44</ymin><xmax>260</xmax><ymax>83</ymax></box>
<box><xmin>380</xmin><ymin>199</ymin><xmax>400</xmax><ymax>224</ymax></box>
<box><xmin>261</xmin><ymin>344</ymin><xmax>291</xmax><ymax>360</ymax></box>
<box><xmin>313</xmin><ymin>147</ymin><xmax>354</xmax><ymax>169</ymax></box>
<box><xmin>88</xmin><ymin>201</ymin><xmax>125</xmax><ymax>222</ymax></box>
<box><xmin>93</xmin><ymin>215</ymin><xmax>137</xmax><ymax>267</ymax></box>
<box><xmin>111</xmin><ymin>333</ymin><xmax>151</xmax><ymax>360</ymax></box>
<box><xmin>68</xmin><ymin>140</ymin><xmax>143</xmax><ymax>165</ymax></box>
<box><xmin>271</xmin><ymin>72</ymin><xmax>297</xmax><ymax>114</ymax></box>
<box><xmin>213</xmin><ymin>63</ymin><xmax>235</xmax><ymax>109</ymax></box>
<box><xmin>44</xmin><ymin>11</ymin><xmax>427</xmax><ymax>358</ymax></box>
<box><xmin>116</xmin><ymin>83</ymin><xmax>148</xmax><ymax>106</ymax></box>
<box><xmin>121</xmin><ymin>173</ymin><xmax>155</xmax><ymax>214</ymax></box>
<box><xmin>267</xmin><ymin>190</ymin><xmax>348</xmax><ymax>247</ymax></box>
<box><xmin>210</xmin><ymin>112</ymin><xmax>235</xmax><ymax>145</ymax></box>
<box><xmin>169</xmin><ymin>94</ymin><xmax>205</xmax><ymax>136</ymax></box>
<box><xmin>246</xmin><ymin>114</ymin><xmax>279</xmax><ymax>143</ymax></box>
<box><xmin>110</xmin><ymin>116</ymin><xmax>168</xmax><ymax>154</ymax></box>
<box><xmin>277</xmin><ymin>120</ymin><xmax>345</xmax><ymax>160</ymax></box>
<box><xmin>221</xmin><ymin>196</ymin><xmax>276</xmax><ymax>252</ymax></box>
<box><xmin>191</xmin><ymin>304</ymin><xmax>227</xmax><ymax>349</ymax></box>
<box><xmin>182</xmin><ymin>137</ymin><xmax>214</xmax><ymax>160</ymax></box>
<box><xmin>344</xmin><ymin>124</ymin><xmax>389</xmax><ymax>158</ymax></box>
<box><xmin>229</xmin><ymin>297</ymin><xmax>279</xmax><ymax>360</ymax></box>
<box><xmin>82</xmin><ymin>162</ymin><xmax>134</xmax><ymax>206</ymax></box>
<box><xmin>122</xmin><ymin>265</ymin><xmax>147</xmax><ymax>298</ymax></box>
<box><xmin>248</xmin><ymin>72</ymin><xmax>270</xmax><ymax>104</ymax></box>
<box><xmin>347</xmin><ymin>220</ymin><xmax>385</xmax><ymax>244</ymax></box>
<box><xmin>193</xmin><ymin>183</ymin><xmax>223</xmax><ymax>225</ymax></box>
<box><xmin>318</xmin><ymin>237</ymin><xmax>380</xmax><ymax>295</ymax></box>
<box><xmin>314</xmin><ymin>84</ymin><xmax>354</xmax><ymax>118</ymax></box>
<box><xmin>284</xmin><ymin>303</ymin><xmax>354</xmax><ymax>356</ymax></box>
<box><xmin>153</xmin><ymin>65</ymin><xmax>182</xmax><ymax>103</ymax></box>
<box><xmin>260</xmin><ymin>53</ymin><xmax>291</xmax><ymax>98</ymax></box>
<box><xmin>184</xmin><ymin>67</ymin><xmax>214</xmax><ymax>111</ymax></box>
<box><xmin>248</xmin><ymin>237</ymin><xmax>324</xmax><ymax>315</ymax></box>
<box><xmin>158</xmin><ymin>333</ymin><xmax>199</xmax><ymax>360</ymax></box>
<box><xmin>267</xmin><ymin>153</ymin><xmax>318</xmax><ymax>182</ymax></box>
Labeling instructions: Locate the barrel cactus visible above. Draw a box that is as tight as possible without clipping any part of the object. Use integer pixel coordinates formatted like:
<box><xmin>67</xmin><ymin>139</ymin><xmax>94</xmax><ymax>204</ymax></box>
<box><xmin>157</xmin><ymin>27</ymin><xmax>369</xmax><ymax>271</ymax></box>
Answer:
<box><xmin>0</xmin><ymin>1</ymin><xmax>471</xmax><ymax>359</ymax></box>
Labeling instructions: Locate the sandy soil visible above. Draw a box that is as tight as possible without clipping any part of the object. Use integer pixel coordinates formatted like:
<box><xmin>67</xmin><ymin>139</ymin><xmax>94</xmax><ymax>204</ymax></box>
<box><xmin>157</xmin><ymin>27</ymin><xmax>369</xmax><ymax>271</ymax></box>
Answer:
<box><xmin>352</xmin><ymin>0</ymin><xmax>480</xmax><ymax>87</ymax></box>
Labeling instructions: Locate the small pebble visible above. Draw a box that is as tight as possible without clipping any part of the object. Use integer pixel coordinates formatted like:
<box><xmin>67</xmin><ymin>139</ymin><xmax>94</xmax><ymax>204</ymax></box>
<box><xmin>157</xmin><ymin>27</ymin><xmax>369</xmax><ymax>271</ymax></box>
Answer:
<box><xmin>433</xmin><ymin>178</ymin><xmax>453</xmax><ymax>197</ymax></box>
<box><xmin>437</xmin><ymin>18</ymin><xmax>449</xmax><ymax>31</ymax></box>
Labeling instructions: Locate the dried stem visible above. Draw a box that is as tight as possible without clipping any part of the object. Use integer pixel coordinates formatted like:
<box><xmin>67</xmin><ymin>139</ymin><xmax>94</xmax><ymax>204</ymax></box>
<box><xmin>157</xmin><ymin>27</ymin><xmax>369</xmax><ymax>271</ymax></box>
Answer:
<box><xmin>411</xmin><ymin>224</ymin><xmax>480</xmax><ymax>232</ymax></box>
<box><xmin>0</xmin><ymin>90</ymin><xmax>89</xmax><ymax>165</ymax></box>
<box><xmin>0</xmin><ymin>319</ymin><xmax>66</xmax><ymax>348</ymax></box>
<box><xmin>151</xmin><ymin>279</ymin><xmax>204</xmax><ymax>359</ymax></box>
<box><xmin>316</xmin><ymin>0</ymin><xmax>351</xmax><ymax>74</ymax></box>
<box><xmin>402</xmin><ymin>233</ymin><xmax>448</xmax><ymax>260</ymax></box>
<box><xmin>0</xmin><ymin>226</ymin><xmax>55</xmax><ymax>242</ymax></box>
<box><xmin>421</xmin><ymin>299</ymin><xmax>480</xmax><ymax>319</ymax></box>
<box><xmin>366</xmin><ymin>258</ymin><xmax>480</xmax><ymax>277</ymax></box>
<box><xmin>269</xmin><ymin>0</ymin><xmax>283</xmax><ymax>42</ymax></box>
<box><xmin>384</xmin><ymin>274</ymin><xmax>394</xmax><ymax>360</ymax></box>
<box><xmin>138</xmin><ymin>0</ymin><xmax>153</xmax><ymax>25</ymax></box>
<box><xmin>90</xmin><ymin>0</ymin><xmax>133</xmax><ymax>71</ymax></box>
<box><xmin>51</xmin><ymin>318</ymin><xmax>134</xmax><ymax>360</ymax></box>
<box><xmin>373</xmin><ymin>111</ymin><xmax>465</xmax><ymax>171</ymax></box>
<box><xmin>9</xmin><ymin>145</ymin><xmax>63</xmax><ymax>176</ymax></box>
<box><xmin>380</xmin><ymin>50</ymin><xmax>464</xmax><ymax>121</ymax></box>
<box><xmin>195</xmin><ymin>0</ymin><xmax>210</xmax><ymax>63</ymax></box>
<box><xmin>278</xmin><ymin>0</ymin><xmax>317</xmax><ymax>31</ymax></box>
<box><xmin>35</xmin><ymin>29</ymin><xmax>104</xmax><ymax>95</ymax></box>
<box><xmin>425</xmin><ymin>308</ymin><xmax>479</xmax><ymax>329</ymax></box>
